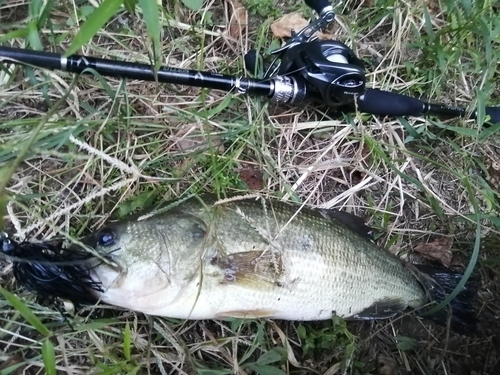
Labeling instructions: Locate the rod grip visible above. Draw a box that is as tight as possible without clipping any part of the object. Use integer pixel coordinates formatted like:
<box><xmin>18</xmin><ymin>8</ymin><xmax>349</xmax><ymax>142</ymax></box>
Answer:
<box><xmin>485</xmin><ymin>107</ymin><xmax>500</xmax><ymax>125</ymax></box>
<box><xmin>356</xmin><ymin>88</ymin><xmax>425</xmax><ymax>116</ymax></box>
<box><xmin>304</xmin><ymin>0</ymin><xmax>331</xmax><ymax>14</ymax></box>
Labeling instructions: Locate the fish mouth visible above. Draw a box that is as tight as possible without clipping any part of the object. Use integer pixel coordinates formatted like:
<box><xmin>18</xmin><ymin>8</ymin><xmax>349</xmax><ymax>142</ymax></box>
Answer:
<box><xmin>66</xmin><ymin>228</ymin><xmax>123</xmax><ymax>278</ymax></box>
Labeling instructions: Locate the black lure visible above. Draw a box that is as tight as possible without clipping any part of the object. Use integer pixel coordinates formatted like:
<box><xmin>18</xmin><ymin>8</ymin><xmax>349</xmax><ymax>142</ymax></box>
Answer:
<box><xmin>1</xmin><ymin>233</ymin><xmax>103</xmax><ymax>305</ymax></box>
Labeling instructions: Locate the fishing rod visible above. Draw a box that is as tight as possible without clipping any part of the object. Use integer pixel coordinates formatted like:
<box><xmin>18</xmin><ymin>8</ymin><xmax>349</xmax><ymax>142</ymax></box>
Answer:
<box><xmin>0</xmin><ymin>0</ymin><xmax>499</xmax><ymax>124</ymax></box>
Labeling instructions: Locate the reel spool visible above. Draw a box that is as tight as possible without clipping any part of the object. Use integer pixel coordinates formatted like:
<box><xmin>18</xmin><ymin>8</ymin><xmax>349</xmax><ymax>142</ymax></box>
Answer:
<box><xmin>277</xmin><ymin>40</ymin><xmax>366</xmax><ymax>107</ymax></box>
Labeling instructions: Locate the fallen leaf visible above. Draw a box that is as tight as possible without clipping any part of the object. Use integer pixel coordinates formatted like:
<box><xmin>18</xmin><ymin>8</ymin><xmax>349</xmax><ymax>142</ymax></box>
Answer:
<box><xmin>323</xmin><ymin>362</ymin><xmax>341</xmax><ymax>375</ymax></box>
<box><xmin>0</xmin><ymin>354</ymin><xmax>25</xmax><ymax>374</ymax></box>
<box><xmin>270</xmin><ymin>12</ymin><xmax>331</xmax><ymax>40</ymax></box>
<box><xmin>426</xmin><ymin>0</ymin><xmax>440</xmax><ymax>15</ymax></box>
<box><xmin>172</xmin><ymin>123</ymin><xmax>222</xmax><ymax>152</ymax></box>
<box><xmin>378</xmin><ymin>356</ymin><xmax>399</xmax><ymax>375</ymax></box>
<box><xmin>227</xmin><ymin>0</ymin><xmax>247</xmax><ymax>39</ymax></box>
<box><xmin>413</xmin><ymin>236</ymin><xmax>453</xmax><ymax>267</ymax></box>
<box><xmin>238</xmin><ymin>164</ymin><xmax>264</xmax><ymax>190</ymax></box>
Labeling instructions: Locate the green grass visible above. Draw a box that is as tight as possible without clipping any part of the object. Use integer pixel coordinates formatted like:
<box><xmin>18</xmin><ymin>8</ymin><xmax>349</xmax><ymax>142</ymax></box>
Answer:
<box><xmin>1</xmin><ymin>0</ymin><xmax>500</xmax><ymax>374</ymax></box>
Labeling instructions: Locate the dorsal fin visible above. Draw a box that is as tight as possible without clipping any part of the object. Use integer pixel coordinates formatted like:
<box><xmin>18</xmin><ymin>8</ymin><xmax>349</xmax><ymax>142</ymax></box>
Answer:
<box><xmin>318</xmin><ymin>208</ymin><xmax>374</xmax><ymax>240</ymax></box>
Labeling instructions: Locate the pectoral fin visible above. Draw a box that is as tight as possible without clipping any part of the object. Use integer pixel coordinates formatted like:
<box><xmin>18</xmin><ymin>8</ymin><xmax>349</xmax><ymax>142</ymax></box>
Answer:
<box><xmin>213</xmin><ymin>250</ymin><xmax>284</xmax><ymax>288</ymax></box>
<box><xmin>215</xmin><ymin>309</ymin><xmax>277</xmax><ymax>319</ymax></box>
<box><xmin>350</xmin><ymin>299</ymin><xmax>408</xmax><ymax>320</ymax></box>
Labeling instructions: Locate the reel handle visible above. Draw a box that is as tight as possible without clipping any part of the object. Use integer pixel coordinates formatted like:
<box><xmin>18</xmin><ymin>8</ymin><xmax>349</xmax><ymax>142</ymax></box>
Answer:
<box><xmin>357</xmin><ymin>89</ymin><xmax>500</xmax><ymax>126</ymax></box>
<box><xmin>305</xmin><ymin>0</ymin><xmax>332</xmax><ymax>15</ymax></box>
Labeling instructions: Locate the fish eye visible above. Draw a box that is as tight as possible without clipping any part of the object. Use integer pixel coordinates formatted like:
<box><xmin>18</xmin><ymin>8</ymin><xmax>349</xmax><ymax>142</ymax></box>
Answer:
<box><xmin>2</xmin><ymin>238</ymin><xmax>15</xmax><ymax>254</ymax></box>
<box><xmin>97</xmin><ymin>228</ymin><xmax>115</xmax><ymax>247</ymax></box>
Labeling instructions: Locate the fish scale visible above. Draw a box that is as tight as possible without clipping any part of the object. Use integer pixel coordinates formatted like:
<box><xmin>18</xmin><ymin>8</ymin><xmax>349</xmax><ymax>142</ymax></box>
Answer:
<box><xmin>87</xmin><ymin>195</ymin><xmax>427</xmax><ymax>320</ymax></box>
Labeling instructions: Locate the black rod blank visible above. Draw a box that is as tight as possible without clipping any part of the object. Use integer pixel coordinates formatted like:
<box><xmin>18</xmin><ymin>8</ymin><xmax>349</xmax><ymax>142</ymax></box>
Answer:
<box><xmin>1</xmin><ymin>46</ymin><xmax>499</xmax><ymax>124</ymax></box>
<box><xmin>0</xmin><ymin>46</ymin><xmax>273</xmax><ymax>97</ymax></box>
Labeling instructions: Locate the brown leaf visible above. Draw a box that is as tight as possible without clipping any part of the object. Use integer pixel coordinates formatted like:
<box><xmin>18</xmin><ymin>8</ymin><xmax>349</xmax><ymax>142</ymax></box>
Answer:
<box><xmin>227</xmin><ymin>0</ymin><xmax>247</xmax><ymax>39</ymax></box>
<box><xmin>173</xmin><ymin>124</ymin><xmax>205</xmax><ymax>151</ymax></box>
<box><xmin>427</xmin><ymin>0</ymin><xmax>441</xmax><ymax>15</ymax></box>
<box><xmin>270</xmin><ymin>12</ymin><xmax>331</xmax><ymax>39</ymax></box>
<box><xmin>172</xmin><ymin>123</ymin><xmax>222</xmax><ymax>152</ymax></box>
<box><xmin>413</xmin><ymin>236</ymin><xmax>453</xmax><ymax>267</ymax></box>
<box><xmin>0</xmin><ymin>355</ymin><xmax>25</xmax><ymax>374</ymax></box>
<box><xmin>378</xmin><ymin>356</ymin><xmax>399</xmax><ymax>375</ymax></box>
<box><xmin>238</xmin><ymin>164</ymin><xmax>264</xmax><ymax>190</ymax></box>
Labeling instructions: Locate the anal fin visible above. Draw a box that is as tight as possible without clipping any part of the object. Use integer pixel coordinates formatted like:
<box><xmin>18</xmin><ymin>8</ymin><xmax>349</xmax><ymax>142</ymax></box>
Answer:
<box><xmin>215</xmin><ymin>309</ymin><xmax>277</xmax><ymax>319</ymax></box>
<box><xmin>350</xmin><ymin>299</ymin><xmax>408</xmax><ymax>320</ymax></box>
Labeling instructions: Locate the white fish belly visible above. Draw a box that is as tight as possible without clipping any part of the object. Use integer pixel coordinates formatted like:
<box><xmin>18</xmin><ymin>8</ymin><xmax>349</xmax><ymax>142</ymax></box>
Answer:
<box><xmin>125</xmin><ymin>250</ymin><xmax>425</xmax><ymax>320</ymax></box>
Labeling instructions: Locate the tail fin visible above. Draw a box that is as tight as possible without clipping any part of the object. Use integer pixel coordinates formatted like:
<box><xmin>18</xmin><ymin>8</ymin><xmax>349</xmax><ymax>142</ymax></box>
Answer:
<box><xmin>413</xmin><ymin>265</ymin><xmax>477</xmax><ymax>335</ymax></box>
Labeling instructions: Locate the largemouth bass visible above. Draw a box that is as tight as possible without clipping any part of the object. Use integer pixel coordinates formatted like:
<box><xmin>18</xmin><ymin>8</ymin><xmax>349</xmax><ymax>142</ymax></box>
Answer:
<box><xmin>3</xmin><ymin>194</ymin><xmax>475</xmax><ymax>331</ymax></box>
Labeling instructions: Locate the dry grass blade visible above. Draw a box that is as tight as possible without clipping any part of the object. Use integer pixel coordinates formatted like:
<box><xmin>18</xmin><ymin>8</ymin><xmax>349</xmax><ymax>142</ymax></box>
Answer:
<box><xmin>0</xmin><ymin>0</ymin><xmax>499</xmax><ymax>374</ymax></box>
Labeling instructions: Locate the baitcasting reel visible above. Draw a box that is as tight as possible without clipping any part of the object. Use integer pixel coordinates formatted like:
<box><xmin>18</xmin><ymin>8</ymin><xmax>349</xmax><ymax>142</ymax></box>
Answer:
<box><xmin>0</xmin><ymin>0</ymin><xmax>499</xmax><ymax>123</ymax></box>
<box><xmin>245</xmin><ymin>0</ymin><xmax>366</xmax><ymax>107</ymax></box>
